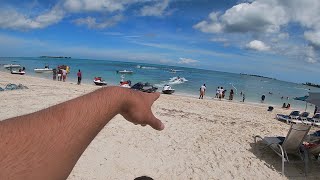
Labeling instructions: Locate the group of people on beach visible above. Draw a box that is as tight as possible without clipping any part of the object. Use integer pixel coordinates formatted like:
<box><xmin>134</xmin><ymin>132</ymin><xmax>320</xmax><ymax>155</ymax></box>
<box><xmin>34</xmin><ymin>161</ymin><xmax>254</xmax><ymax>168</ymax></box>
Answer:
<box><xmin>52</xmin><ymin>66</ymin><xmax>82</xmax><ymax>85</ymax></box>
<box><xmin>53</xmin><ymin>68</ymin><xmax>68</xmax><ymax>82</ymax></box>
<box><xmin>199</xmin><ymin>84</ymin><xmax>239</xmax><ymax>101</ymax></box>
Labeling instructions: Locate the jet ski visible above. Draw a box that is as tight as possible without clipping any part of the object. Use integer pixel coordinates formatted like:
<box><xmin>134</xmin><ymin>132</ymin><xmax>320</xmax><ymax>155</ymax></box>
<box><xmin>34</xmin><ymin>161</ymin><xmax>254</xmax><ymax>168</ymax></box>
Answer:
<box><xmin>11</xmin><ymin>67</ymin><xmax>26</xmax><ymax>75</ymax></box>
<box><xmin>93</xmin><ymin>77</ymin><xmax>107</xmax><ymax>86</ymax></box>
<box><xmin>162</xmin><ymin>85</ymin><xmax>175</xmax><ymax>94</ymax></box>
<box><xmin>120</xmin><ymin>80</ymin><xmax>131</xmax><ymax>88</ymax></box>
<box><xmin>131</xmin><ymin>82</ymin><xmax>158</xmax><ymax>93</ymax></box>
<box><xmin>11</xmin><ymin>70</ymin><xmax>25</xmax><ymax>75</ymax></box>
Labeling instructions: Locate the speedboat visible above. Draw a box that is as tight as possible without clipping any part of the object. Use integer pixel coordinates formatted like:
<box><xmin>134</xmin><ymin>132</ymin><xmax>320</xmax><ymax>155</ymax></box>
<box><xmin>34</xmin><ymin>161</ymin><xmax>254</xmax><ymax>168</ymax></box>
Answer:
<box><xmin>162</xmin><ymin>85</ymin><xmax>175</xmax><ymax>94</ymax></box>
<box><xmin>11</xmin><ymin>70</ymin><xmax>25</xmax><ymax>75</ymax></box>
<box><xmin>93</xmin><ymin>77</ymin><xmax>107</xmax><ymax>86</ymax></box>
<box><xmin>116</xmin><ymin>70</ymin><xmax>133</xmax><ymax>74</ymax></box>
<box><xmin>34</xmin><ymin>66</ymin><xmax>53</xmax><ymax>73</ymax></box>
<box><xmin>4</xmin><ymin>64</ymin><xmax>21</xmax><ymax>69</ymax></box>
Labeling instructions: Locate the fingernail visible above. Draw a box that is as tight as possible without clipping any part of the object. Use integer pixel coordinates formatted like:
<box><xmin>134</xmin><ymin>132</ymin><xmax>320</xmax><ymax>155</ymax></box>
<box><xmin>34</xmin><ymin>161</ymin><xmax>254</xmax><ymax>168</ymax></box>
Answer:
<box><xmin>160</xmin><ymin>123</ymin><xmax>165</xmax><ymax>130</ymax></box>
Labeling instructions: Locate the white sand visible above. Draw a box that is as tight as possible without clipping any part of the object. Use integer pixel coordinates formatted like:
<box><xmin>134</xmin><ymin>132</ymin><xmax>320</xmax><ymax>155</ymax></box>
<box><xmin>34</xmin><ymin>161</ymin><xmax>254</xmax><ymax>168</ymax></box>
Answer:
<box><xmin>1</xmin><ymin>71</ymin><xmax>319</xmax><ymax>179</ymax></box>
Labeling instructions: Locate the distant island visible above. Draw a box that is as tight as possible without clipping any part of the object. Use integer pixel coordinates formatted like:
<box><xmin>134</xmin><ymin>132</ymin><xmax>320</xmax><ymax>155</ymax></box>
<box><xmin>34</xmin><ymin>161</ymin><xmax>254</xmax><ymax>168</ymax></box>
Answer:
<box><xmin>240</xmin><ymin>73</ymin><xmax>277</xmax><ymax>80</ymax></box>
<box><xmin>40</xmin><ymin>56</ymin><xmax>71</xmax><ymax>59</ymax></box>
<box><xmin>303</xmin><ymin>82</ymin><xmax>320</xmax><ymax>88</ymax></box>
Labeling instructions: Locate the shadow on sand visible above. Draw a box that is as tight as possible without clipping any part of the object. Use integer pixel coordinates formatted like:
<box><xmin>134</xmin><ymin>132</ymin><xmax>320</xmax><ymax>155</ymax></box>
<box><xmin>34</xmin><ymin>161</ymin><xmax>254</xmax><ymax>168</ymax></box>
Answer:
<box><xmin>249</xmin><ymin>141</ymin><xmax>320</xmax><ymax>180</ymax></box>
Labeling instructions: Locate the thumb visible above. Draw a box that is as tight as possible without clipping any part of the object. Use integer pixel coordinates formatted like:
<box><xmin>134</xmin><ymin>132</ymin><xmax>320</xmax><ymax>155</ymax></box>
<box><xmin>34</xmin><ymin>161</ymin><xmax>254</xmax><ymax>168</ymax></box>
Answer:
<box><xmin>147</xmin><ymin>113</ymin><xmax>164</xmax><ymax>131</ymax></box>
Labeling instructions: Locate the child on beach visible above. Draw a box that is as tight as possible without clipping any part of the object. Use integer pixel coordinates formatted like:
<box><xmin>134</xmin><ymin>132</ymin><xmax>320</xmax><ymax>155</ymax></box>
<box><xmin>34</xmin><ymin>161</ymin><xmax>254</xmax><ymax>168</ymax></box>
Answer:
<box><xmin>229</xmin><ymin>89</ymin><xmax>234</xmax><ymax>100</ymax></box>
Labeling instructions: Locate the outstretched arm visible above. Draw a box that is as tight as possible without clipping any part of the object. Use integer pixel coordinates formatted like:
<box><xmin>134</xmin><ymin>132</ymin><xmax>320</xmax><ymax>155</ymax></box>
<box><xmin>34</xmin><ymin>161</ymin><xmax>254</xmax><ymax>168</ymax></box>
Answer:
<box><xmin>0</xmin><ymin>87</ymin><xmax>164</xmax><ymax>180</ymax></box>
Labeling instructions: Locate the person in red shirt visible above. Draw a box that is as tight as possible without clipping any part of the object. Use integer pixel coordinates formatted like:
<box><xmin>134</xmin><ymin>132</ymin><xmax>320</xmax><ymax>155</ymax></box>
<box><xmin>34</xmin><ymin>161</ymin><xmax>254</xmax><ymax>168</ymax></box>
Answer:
<box><xmin>77</xmin><ymin>69</ymin><xmax>82</xmax><ymax>85</ymax></box>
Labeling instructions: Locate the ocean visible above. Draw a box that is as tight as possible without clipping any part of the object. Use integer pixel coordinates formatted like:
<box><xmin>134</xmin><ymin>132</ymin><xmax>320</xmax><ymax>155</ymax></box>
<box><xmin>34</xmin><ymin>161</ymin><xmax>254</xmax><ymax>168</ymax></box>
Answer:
<box><xmin>0</xmin><ymin>57</ymin><xmax>318</xmax><ymax>110</ymax></box>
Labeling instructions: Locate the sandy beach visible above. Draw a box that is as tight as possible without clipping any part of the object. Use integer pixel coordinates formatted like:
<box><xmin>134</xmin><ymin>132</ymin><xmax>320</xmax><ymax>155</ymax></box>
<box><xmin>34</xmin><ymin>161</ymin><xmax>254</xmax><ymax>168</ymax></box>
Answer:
<box><xmin>1</xmin><ymin>71</ymin><xmax>319</xmax><ymax>180</ymax></box>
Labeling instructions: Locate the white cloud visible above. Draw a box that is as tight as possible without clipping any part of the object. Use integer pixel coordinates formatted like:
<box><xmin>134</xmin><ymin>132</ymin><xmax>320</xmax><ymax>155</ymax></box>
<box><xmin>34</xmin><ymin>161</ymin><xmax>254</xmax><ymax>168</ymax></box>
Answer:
<box><xmin>73</xmin><ymin>15</ymin><xmax>123</xmax><ymax>29</ymax></box>
<box><xmin>210</xmin><ymin>38</ymin><xmax>228</xmax><ymax>43</ymax></box>
<box><xmin>63</xmin><ymin>0</ymin><xmax>126</xmax><ymax>12</ymax></box>
<box><xmin>178</xmin><ymin>57</ymin><xmax>199</xmax><ymax>64</ymax></box>
<box><xmin>0</xmin><ymin>6</ymin><xmax>64</xmax><ymax>30</ymax></box>
<box><xmin>140</xmin><ymin>0</ymin><xmax>170</xmax><ymax>17</ymax></box>
<box><xmin>246</xmin><ymin>40</ymin><xmax>270</xmax><ymax>51</ymax></box>
<box><xmin>304</xmin><ymin>31</ymin><xmax>320</xmax><ymax>47</ymax></box>
<box><xmin>305</xmin><ymin>46</ymin><xmax>318</xmax><ymax>63</ymax></box>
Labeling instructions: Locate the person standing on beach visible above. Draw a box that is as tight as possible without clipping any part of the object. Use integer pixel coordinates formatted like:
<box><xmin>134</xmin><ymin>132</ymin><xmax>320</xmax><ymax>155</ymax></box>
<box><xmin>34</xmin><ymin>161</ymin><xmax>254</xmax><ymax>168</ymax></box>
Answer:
<box><xmin>77</xmin><ymin>69</ymin><xmax>82</xmax><ymax>85</ymax></box>
<box><xmin>229</xmin><ymin>89</ymin><xmax>234</xmax><ymax>100</ymax></box>
<box><xmin>58</xmin><ymin>69</ymin><xmax>62</xmax><ymax>81</ymax></box>
<box><xmin>52</xmin><ymin>69</ymin><xmax>57</xmax><ymax>80</ymax></box>
<box><xmin>199</xmin><ymin>84</ymin><xmax>206</xmax><ymax>99</ymax></box>
<box><xmin>242</xmin><ymin>93</ymin><xmax>245</xmax><ymax>102</ymax></box>
<box><xmin>62</xmin><ymin>69</ymin><xmax>67</xmax><ymax>82</ymax></box>
<box><xmin>219</xmin><ymin>87</ymin><xmax>224</xmax><ymax>100</ymax></box>
<box><xmin>216</xmin><ymin>87</ymin><xmax>220</xmax><ymax>98</ymax></box>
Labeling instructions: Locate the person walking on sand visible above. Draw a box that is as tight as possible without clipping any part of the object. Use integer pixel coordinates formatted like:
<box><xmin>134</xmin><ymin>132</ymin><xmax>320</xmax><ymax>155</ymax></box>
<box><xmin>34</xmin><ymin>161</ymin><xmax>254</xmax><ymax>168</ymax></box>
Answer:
<box><xmin>199</xmin><ymin>84</ymin><xmax>206</xmax><ymax>99</ymax></box>
<box><xmin>77</xmin><ymin>69</ymin><xmax>82</xmax><ymax>85</ymax></box>
<box><xmin>242</xmin><ymin>93</ymin><xmax>245</xmax><ymax>102</ymax></box>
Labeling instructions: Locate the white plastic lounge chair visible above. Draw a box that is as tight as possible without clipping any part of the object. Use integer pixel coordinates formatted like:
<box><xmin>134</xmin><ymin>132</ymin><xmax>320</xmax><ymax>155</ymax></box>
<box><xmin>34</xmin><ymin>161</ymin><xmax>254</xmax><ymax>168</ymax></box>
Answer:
<box><xmin>276</xmin><ymin>111</ymin><xmax>300</xmax><ymax>124</ymax></box>
<box><xmin>311</xmin><ymin>113</ymin><xmax>320</xmax><ymax>127</ymax></box>
<box><xmin>254</xmin><ymin>124</ymin><xmax>311</xmax><ymax>175</ymax></box>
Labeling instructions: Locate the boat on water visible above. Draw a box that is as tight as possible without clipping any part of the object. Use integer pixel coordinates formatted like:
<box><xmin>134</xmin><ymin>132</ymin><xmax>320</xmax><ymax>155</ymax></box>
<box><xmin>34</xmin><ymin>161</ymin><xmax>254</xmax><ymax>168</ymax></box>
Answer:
<box><xmin>11</xmin><ymin>70</ymin><xmax>25</xmax><ymax>75</ymax></box>
<box><xmin>162</xmin><ymin>85</ymin><xmax>175</xmax><ymax>94</ymax></box>
<box><xmin>116</xmin><ymin>70</ymin><xmax>133</xmax><ymax>74</ymax></box>
<box><xmin>4</xmin><ymin>64</ymin><xmax>21</xmax><ymax>69</ymax></box>
<box><xmin>93</xmin><ymin>77</ymin><xmax>107</xmax><ymax>86</ymax></box>
<box><xmin>34</xmin><ymin>66</ymin><xmax>53</xmax><ymax>73</ymax></box>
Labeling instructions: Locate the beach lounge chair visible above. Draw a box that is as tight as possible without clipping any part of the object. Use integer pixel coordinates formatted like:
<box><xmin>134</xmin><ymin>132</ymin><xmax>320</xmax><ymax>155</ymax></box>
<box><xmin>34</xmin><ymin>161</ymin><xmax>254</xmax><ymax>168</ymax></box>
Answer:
<box><xmin>311</xmin><ymin>113</ymin><xmax>320</xmax><ymax>127</ymax></box>
<box><xmin>254</xmin><ymin>124</ymin><xmax>311</xmax><ymax>175</ymax></box>
<box><xmin>276</xmin><ymin>111</ymin><xmax>300</xmax><ymax>124</ymax></box>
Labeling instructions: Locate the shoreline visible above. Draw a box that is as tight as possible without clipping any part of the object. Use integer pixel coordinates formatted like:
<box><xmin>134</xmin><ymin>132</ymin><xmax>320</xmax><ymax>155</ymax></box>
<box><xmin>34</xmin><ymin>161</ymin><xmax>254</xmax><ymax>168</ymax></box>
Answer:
<box><xmin>0</xmin><ymin>70</ymin><xmax>310</xmax><ymax>113</ymax></box>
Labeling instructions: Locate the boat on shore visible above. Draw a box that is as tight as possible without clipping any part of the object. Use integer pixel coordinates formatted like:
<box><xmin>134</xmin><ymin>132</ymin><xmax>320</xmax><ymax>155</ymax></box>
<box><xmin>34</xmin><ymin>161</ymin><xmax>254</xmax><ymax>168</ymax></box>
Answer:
<box><xmin>162</xmin><ymin>85</ymin><xmax>175</xmax><ymax>94</ymax></box>
<box><xmin>116</xmin><ymin>70</ymin><xmax>133</xmax><ymax>74</ymax></box>
<box><xmin>93</xmin><ymin>77</ymin><xmax>107</xmax><ymax>86</ymax></box>
<box><xmin>4</xmin><ymin>64</ymin><xmax>21</xmax><ymax>69</ymax></box>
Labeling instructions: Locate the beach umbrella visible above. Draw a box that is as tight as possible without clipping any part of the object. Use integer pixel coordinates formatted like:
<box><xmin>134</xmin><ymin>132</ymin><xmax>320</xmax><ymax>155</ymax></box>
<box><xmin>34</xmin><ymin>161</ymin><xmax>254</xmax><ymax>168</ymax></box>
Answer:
<box><xmin>306</xmin><ymin>92</ymin><xmax>320</xmax><ymax>107</ymax></box>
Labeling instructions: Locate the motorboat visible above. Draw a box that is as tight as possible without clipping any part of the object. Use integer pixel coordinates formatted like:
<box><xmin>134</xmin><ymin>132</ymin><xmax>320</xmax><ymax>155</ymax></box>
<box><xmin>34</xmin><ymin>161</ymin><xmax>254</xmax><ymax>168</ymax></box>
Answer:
<box><xmin>4</xmin><ymin>64</ymin><xmax>21</xmax><ymax>69</ymax></box>
<box><xmin>131</xmin><ymin>82</ymin><xmax>158</xmax><ymax>93</ymax></box>
<box><xmin>34</xmin><ymin>66</ymin><xmax>53</xmax><ymax>73</ymax></box>
<box><xmin>162</xmin><ymin>85</ymin><xmax>175</xmax><ymax>94</ymax></box>
<box><xmin>93</xmin><ymin>77</ymin><xmax>107</xmax><ymax>86</ymax></box>
<box><xmin>11</xmin><ymin>70</ymin><xmax>25</xmax><ymax>75</ymax></box>
<box><xmin>116</xmin><ymin>70</ymin><xmax>133</xmax><ymax>74</ymax></box>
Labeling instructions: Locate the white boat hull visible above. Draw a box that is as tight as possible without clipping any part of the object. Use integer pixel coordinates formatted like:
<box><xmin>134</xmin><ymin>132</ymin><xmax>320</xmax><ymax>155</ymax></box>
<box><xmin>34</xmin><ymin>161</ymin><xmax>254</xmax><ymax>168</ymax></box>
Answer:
<box><xmin>34</xmin><ymin>69</ymin><xmax>53</xmax><ymax>73</ymax></box>
<box><xmin>4</xmin><ymin>64</ymin><xmax>21</xmax><ymax>69</ymax></box>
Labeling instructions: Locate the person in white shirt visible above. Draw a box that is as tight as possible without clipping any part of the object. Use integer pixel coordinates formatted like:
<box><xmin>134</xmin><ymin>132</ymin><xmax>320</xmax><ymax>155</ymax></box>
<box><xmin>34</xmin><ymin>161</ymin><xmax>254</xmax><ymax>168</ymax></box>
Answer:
<box><xmin>62</xmin><ymin>69</ymin><xmax>67</xmax><ymax>82</ymax></box>
<box><xmin>217</xmin><ymin>87</ymin><xmax>223</xmax><ymax>100</ymax></box>
<box><xmin>199</xmin><ymin>84</ymin><xmax>206</xmax><ymax>99</ymax></box>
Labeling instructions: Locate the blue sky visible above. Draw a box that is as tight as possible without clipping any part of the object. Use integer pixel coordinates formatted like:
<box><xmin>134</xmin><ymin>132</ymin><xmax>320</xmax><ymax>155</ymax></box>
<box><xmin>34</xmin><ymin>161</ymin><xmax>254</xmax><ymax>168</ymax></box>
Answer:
<box><xmin>0</xmin><ymin>0</ymin><xmax>319</xmax><ymax>83</ymax></box>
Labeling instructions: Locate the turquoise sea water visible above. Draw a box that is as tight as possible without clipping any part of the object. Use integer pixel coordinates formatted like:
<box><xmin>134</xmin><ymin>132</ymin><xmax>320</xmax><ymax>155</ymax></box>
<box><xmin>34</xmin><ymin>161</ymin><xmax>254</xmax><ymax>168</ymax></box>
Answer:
<box><xmin>0</xmin><ymin>57</ymin><xmax>319</xmax><ymax>110</ymax></box>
